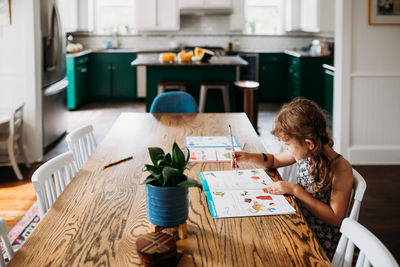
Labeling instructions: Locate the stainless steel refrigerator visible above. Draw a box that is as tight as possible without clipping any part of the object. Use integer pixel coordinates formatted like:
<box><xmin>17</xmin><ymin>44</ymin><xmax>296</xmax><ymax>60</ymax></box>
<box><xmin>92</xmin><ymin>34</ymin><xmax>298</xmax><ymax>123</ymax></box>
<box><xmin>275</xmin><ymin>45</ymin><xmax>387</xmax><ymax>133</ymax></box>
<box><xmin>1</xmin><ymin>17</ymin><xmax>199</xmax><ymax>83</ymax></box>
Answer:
<box><xmin>40</xmin><ymin>0</ymin><xmax>68</xmax><ymax>151</ymax></box>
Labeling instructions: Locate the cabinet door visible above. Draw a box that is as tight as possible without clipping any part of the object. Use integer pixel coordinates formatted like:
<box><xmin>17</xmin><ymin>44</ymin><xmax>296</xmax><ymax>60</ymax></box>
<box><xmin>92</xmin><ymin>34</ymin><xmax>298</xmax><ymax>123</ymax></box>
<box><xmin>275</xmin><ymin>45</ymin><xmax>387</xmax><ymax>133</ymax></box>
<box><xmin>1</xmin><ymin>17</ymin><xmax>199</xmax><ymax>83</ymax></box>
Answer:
<box><xmin>112</xmin><ymin>53</ymin><xmax>137</xmax><ymax>100</ymax></box>
<box><xmin>204</xmin><ymin>0</ymin><xmax>231</xmax><ymax>8</ymax></box>
<box><xmin>157</xmin><ymin>0</ymin><xmax>179</xmax><ymax>30</ymax></box>
<box><xmin>89</xmin><ymin>54</ymin><xmax>112</xmax><ymax>99</ymax></box>
<box><xmin>75</xmin><ymin>63</ymin><xmax>89</xmax><ymax>106</ymax></box>
<box><xmin>57</xmin><ymin>0</ymin><xmax>78</xmax><ymax>32</ymax></box>
<box><xmin>137</xmin><ymin>0</ymin><xmax>179</xmax><ymax>31</ymax></box>
<box><xmin>179</xmin><ymin>0</ymin><xmax>203</xmax><ymax>9</ymax></box>
<box><xmin>136</xmin><ymin>0</ymin><xmax>157</xmax><ymax>29</ymax></box>
<box><xmin>287</xmin><ymin>57</ymin><xmax>301</xmax><ymax>100</ymax></box>
<box><xmin>259</xmin><ymin>54</ymin><xmax>287</xmax><ymax>102</ymax></box>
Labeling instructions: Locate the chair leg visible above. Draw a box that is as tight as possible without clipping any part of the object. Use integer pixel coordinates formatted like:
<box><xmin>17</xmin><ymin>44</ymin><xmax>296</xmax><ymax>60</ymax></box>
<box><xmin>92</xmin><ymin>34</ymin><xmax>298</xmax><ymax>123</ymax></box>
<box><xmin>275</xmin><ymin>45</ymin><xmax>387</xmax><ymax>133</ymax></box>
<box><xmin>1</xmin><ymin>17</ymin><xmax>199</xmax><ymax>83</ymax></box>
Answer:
<box><xmin>18</xmin><ymin>138</ymin><xmax>30</xmax><ymax>168</ymax></box>
<box><xmin>222</xmin><ymin>85</ymin><xmax>230</xmax><ymax>112</ymax></box>
<box><xmin>199</xmin><ymin>85</ymin><xmax>207</xmax><ymax>113</ymax></box>
<box><xmin>157</xmin><ymin>85</ymin><xmax>164</xmax><ymax>95</ymax></box>
<box><xmin>8</xmin><ymin>140</ymin><xmax>24</xmax><ymax>180</ymax></box>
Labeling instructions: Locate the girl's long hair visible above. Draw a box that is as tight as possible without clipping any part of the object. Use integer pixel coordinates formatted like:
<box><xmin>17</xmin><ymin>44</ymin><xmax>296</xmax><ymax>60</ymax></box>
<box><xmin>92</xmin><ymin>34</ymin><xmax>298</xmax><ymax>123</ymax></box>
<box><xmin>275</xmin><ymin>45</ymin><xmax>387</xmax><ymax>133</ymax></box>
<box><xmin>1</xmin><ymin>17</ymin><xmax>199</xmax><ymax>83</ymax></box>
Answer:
<box><xmin>271</xmin><ymin>98</ymin><xmax>334</xmax><ymax>192</ymax></box>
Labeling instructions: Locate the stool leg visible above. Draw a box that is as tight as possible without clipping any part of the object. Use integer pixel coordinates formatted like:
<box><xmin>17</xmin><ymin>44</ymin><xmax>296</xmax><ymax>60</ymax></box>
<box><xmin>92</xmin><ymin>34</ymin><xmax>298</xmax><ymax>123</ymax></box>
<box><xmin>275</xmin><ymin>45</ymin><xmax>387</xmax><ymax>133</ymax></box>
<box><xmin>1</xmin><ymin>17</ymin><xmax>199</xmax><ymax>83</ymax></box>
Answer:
<box><xmin>199</xmin><ymin>85</ymin><xmax>207</xmax><ymax>113</ymax></box>
<box><xmin>178</xmin><ymin>222</ymin><xmax>187</xmax><ymax>240</ymax></box>
<box><xmin>157</xmin><ymin>85</ymin><xmax>164</xmax><ymax>95</ymax></box>
<box><xmin>222</xmin><ymin>85</ymin><xmax>230</xmax><ymax>112</ymax></box>
<box><xmin>18</xmin><ymin>138</ymin><xmax>30</xmax><ymax>168</ymax></box>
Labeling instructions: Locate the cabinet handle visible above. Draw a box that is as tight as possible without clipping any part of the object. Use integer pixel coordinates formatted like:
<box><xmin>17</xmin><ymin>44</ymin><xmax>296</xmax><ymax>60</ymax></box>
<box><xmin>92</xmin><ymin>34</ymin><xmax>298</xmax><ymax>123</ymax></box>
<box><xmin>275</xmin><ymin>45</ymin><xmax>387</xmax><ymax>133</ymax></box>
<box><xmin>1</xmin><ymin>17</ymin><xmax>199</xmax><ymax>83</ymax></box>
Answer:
<box><xmin>113</xmin><ymin>65</ymin><xmax>116</xmax><ymax>70</ymax></box>
<box><xmin>262</xmin><ymin>66</ymin><xmax>266</xmax><ymax>71</ymax></box>
<box><xmin>107</xmin><ymin>65</ymin><xmax>111</xmax><ymax>70</ymax></box>
<box><xmin>81</xmin><ymin>67</ymin><xmax>87</xmax><ymax>73</ymax></box>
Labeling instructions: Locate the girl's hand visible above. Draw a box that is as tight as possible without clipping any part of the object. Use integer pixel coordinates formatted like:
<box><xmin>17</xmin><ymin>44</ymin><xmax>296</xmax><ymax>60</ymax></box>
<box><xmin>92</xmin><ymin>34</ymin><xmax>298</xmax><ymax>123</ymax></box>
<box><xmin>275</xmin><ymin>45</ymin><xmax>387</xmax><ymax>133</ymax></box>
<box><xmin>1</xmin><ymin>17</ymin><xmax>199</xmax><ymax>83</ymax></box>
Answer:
<box><xmin>264</xmin><ymin>181</ymin><xmax>295</xmax><ymax>195</ymax></box>
<box><xmin>231</xmin><ymin>151</ymin><xmax>251</xmax><ymax>169</ymax></box>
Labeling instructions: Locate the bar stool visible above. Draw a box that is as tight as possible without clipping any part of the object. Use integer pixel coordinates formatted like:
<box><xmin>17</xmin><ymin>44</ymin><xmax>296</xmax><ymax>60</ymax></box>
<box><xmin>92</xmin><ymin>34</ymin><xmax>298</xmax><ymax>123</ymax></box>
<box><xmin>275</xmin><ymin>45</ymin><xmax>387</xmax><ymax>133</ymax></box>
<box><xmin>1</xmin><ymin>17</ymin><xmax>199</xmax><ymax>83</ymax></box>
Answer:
<box><xmin>235</xmin><ymin>80</ymin><xmax>259</xmax><ymax>129</ymax></box>
<box><xmin>199</xmin><ymin>81</ymin><xmax>230</xmax><ymax>113</ymax></box>
<box><xmin>157</xmin><ymin>80</ymin><xmax>186</xmax><ymax>95</ymax></box>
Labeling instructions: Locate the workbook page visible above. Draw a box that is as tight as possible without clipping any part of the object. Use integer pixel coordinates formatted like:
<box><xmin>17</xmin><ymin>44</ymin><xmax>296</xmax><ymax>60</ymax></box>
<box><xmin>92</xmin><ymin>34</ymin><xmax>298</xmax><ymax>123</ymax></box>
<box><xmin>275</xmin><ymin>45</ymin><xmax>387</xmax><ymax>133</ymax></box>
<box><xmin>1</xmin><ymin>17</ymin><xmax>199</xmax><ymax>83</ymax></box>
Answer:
<box><xmin>199</xmin><ymin>169</ymin><xmax>296</xmax><ymax>218</ymax></box>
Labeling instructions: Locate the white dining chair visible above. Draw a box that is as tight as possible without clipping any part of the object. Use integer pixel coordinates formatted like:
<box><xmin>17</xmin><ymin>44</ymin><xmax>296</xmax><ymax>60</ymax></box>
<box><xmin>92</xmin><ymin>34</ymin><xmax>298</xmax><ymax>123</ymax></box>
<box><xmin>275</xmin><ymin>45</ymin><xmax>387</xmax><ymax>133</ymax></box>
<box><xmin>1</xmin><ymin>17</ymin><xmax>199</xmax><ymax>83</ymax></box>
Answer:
<box><xmin>66</xmin><ymin>125</ymin><xmax>97</xmax><ymax>169</ymax></box>
<box><xmin>0</xmin><ymin>217</ymin><xmax>14</xmax><ymax>267</ymax></box>
<box><xmin>32</xmin><ymin>152</ymin><xmax>78</xmax><ymax>219</ymax></box>
<box><xmin>331</xmin><ymin>218</ymin><xmax>399</xmax><ymax>267</ymax></box>
<box><xmin>0</xmin><ymin>103</ymin><xmax>30</xmax><ymax>180</ymax></box>
<box><xmin>346</xmin><ymin>168</ymin><xmax>367</xmax><ymax>220</ymax></box>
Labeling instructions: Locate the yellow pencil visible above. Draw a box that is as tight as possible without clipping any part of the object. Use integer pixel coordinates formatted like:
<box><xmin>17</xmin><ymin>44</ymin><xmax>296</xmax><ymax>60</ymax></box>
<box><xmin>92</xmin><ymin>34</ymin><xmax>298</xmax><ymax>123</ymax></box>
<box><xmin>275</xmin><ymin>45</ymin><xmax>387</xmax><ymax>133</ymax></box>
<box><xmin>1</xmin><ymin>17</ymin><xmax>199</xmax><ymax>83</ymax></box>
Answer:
<box><xmin>103</xmin><ymin>156</ymin><xmax>133</xmax><ymax>169</ymax></box>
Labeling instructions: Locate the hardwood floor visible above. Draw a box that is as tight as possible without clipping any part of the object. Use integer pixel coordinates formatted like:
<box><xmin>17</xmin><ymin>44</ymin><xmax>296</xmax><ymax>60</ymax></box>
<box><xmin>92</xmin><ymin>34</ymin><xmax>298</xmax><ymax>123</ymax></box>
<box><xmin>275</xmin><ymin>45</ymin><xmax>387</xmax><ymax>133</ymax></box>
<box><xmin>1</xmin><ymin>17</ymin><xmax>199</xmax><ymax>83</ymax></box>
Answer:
<box><xmin>0</xmin><ymin>101</ymin><xmax>399</xmax><ymax>262</ymax></box>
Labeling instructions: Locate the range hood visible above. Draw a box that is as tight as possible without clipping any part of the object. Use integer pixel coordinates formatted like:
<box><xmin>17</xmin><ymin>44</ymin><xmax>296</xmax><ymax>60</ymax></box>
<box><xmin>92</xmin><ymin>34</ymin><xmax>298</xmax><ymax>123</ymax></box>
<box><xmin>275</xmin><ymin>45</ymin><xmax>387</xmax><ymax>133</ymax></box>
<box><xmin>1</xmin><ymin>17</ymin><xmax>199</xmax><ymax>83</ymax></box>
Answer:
<box><xmin>180</xmin><ymin>7</ymin><xmax>233</xmax><ymax>15</ymax></box>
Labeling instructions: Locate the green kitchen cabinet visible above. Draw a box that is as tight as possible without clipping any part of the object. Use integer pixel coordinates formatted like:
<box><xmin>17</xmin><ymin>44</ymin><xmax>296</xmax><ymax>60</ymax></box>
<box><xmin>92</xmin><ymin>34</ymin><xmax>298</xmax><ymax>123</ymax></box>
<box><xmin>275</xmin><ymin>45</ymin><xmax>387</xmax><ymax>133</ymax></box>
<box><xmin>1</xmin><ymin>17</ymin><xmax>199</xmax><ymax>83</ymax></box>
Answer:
<box><xmin>323</xmin><ymin>65</ymin><xmax>334</xmax><ymax>117</ymax></box>
<box><xmin>287</xmin><ymin>54</ymin><xmax>333</xmax><ymax>109</ymax></box>
<box><xmin>89</xmin><ymin>53</ymin><xmax>137</xmax><ymax>100</ymax></box>
<box><xmin>66</xmin><ymin>54</ymin><xmax>89</xmax><ymax>110</ymax></box>
<box><xmin>259</xmin><ymin>53</ymin><xmax>287</xmax><ymax>102</ymax></box>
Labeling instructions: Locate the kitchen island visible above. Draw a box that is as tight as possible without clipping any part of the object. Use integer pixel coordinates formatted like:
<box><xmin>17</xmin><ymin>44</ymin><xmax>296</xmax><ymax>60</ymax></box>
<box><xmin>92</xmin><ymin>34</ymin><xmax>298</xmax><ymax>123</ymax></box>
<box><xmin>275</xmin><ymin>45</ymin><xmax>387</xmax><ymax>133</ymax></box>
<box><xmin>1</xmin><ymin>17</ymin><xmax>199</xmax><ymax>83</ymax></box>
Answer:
<box><xmin>131</xmin><ymin>55</ymin><xmax>247</xmax><ymax>112</ymax></box>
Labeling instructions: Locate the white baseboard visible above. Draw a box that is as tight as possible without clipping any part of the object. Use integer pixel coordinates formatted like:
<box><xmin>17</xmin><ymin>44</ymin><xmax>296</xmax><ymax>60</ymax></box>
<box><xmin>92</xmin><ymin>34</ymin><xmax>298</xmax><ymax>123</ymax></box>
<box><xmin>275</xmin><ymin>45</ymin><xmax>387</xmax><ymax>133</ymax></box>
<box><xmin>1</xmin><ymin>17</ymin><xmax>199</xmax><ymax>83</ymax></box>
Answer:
<box><xmin>348</xmin><ymin>145</ymin><xmax>400</xmax><ymax>165</ymax></box>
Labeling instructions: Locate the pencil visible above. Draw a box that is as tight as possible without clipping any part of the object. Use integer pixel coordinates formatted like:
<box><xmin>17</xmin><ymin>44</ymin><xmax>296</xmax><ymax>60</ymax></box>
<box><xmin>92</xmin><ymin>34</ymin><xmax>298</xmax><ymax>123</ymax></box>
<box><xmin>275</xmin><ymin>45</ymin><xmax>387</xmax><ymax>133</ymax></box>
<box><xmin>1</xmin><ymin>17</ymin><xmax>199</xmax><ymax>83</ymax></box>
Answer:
<box><xmin>229</xmin><ymin>125</ymin><xmax>238</xmax><ymax>176</ymax></box>
<box><xmin>103</xmin><ymin>156</ymin><xmax>133</xmax><ymax>169</ymax></box>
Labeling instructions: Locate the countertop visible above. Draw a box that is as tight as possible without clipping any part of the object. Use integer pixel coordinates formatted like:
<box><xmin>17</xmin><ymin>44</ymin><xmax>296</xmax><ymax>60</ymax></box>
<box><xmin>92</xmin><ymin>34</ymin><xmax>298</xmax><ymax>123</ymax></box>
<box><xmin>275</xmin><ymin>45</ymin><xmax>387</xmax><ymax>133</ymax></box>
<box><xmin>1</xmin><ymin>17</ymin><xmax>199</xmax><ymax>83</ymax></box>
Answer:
<box><xmin>66</xmin><ymin>50</ymin><xmax>92</xmax><ymax>58</ymax></box>
<box><xmin>131</xmin><ymin>55</ymin><xmax>248</xmax><ymax>67</ymax></box>
<box><xmin>285</xmin><ymin>50</ymin><xmax>333</xmax><ymax>58</ymax></box>
<box><xmin>322</xmin><ymin>64</ymin><xmax>336</xmax><ymax>72</ymax></box>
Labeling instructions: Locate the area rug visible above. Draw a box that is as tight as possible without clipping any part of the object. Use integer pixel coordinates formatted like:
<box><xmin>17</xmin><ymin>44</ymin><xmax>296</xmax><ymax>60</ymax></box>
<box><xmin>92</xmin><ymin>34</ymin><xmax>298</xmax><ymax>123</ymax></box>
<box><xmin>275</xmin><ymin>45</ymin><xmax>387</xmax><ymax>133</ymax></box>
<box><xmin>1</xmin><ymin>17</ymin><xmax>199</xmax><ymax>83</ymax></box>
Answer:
<box><xmin>1</xmin><ymin>202</ymin><xmax>40</xmax><ymax>263</ymax></box>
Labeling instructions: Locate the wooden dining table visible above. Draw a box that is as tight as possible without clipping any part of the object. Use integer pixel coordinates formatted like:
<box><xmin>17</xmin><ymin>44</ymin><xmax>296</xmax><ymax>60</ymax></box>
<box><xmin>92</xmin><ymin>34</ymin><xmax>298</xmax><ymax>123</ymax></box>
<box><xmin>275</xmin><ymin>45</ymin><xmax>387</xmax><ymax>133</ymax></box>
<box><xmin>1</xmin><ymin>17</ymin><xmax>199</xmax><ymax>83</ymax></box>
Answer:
<box><xmin>8</xmin><ymin>113</ymin><xmax>330</xmax><ymax>266</ymax></box>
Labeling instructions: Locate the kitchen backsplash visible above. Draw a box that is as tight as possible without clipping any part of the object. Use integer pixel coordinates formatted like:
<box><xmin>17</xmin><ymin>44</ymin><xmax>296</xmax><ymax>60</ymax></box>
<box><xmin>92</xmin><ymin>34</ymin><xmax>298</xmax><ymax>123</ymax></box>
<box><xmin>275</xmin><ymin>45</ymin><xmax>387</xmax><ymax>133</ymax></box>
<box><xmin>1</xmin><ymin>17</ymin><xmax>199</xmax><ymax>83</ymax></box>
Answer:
<box><xmin>73</xmin><ymin>34</ymin><xmax>317</xmax><ymax>51</ymax></box>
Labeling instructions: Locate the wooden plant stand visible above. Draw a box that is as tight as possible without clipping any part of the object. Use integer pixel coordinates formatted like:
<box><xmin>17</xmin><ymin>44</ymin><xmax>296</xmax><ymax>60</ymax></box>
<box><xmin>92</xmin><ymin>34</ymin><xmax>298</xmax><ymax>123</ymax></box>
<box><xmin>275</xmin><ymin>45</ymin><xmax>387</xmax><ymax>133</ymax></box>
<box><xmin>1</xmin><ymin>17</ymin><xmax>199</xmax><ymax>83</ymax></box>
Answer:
<box><xmin>150</xmin><ymin>222</ymin><xmax>187</xmax><ymax>240</ymax></box>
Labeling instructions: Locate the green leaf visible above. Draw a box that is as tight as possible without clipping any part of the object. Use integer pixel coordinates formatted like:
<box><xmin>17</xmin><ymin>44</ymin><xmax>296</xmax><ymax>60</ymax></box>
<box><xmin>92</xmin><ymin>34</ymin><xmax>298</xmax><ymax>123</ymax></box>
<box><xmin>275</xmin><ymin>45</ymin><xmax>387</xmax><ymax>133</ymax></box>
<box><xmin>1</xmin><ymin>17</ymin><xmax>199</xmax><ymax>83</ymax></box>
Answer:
<box><xmin>177</xmin><ymin>179</ymin><xmax>203</xmax><ymax>189</ymax></box>
<box><xmin>141</xmin><ymin>176</ymin><xmax>159</xmax><ymax>185</ymax></box>
<box><xmin>185</xmin><ymin>147</ymin><xmax>190</xmax><ymax>165</ymax></box>
<box><xmin>157</xmin><ymin>159</ymin><xmax>171</xmax><ymax>167</ymax></box>
<box><xmin>164</xmin><ymin>153</ymin><xmax>172</xmax><ymax>164</ymax></box>
<box><xmin>143</xmin><ymin>164</ymin><xmax>162</xmax><ymax>177</ymax></box>
<box><xmin>162</xmin><ymin>166</ymin><xmax>180</xmax><ymax>187</ymax></box>
<box><xmin>148</xmin><ymin>147</ymin><xmax>165</xmax><ymax>165</ymax></box>
<box><xmin>172</xmin><ymin>142</ymin><xmax>186</xmax><ymax>171</ymax></box>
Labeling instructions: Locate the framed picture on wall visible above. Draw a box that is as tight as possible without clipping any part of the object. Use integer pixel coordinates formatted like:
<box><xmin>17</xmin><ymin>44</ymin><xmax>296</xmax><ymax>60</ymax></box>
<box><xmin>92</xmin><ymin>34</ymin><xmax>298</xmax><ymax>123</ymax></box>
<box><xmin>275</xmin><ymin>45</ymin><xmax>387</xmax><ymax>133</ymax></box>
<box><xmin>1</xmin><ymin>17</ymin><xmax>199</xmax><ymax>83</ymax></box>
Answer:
<box><xmin>369</xmin><ymin>0</ymin><xmax>400</xmax><ymax>25</ymax></box>
<box><xmin>0</xmin><ymin>0</ymin><xmax>11</xmax><ymax>25</ymax></box>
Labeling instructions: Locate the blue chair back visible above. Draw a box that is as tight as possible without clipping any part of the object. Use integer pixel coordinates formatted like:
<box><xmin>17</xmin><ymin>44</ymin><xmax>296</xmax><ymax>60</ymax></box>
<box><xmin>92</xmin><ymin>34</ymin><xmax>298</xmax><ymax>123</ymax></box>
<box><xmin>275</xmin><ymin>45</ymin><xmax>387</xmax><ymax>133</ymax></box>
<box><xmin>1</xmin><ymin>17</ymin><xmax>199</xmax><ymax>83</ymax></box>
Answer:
<box><xmin>150</xmin><ymin>91</ymin><xmax>199</xmax><ymax>113</ymax></box>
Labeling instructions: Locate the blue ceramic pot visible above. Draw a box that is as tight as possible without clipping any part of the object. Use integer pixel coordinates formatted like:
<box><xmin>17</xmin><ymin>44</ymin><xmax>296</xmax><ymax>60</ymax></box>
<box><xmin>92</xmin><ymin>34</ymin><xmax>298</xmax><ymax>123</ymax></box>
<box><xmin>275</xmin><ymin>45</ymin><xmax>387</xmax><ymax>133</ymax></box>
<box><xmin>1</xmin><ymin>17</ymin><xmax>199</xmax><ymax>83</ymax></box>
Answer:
<box><xmin>145</xmin><ymin>178</ymin><xmax>189</xmax><ymax>228</ymax></box>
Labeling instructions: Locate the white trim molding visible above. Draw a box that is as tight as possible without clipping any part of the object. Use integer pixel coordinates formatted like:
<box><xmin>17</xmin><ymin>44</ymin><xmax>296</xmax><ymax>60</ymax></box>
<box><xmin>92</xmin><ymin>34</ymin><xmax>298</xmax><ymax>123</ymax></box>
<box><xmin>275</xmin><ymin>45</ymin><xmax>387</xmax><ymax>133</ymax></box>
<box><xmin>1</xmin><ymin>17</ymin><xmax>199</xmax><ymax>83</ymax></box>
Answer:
<box><xmin>351</xmin><ymin>73</ymin><xmax>400</xmax><ymax>78</ymax></box>
<box><xmin>349</xmin><ymin>145</ymin><xmax>400</xmax><ymax>165</ymax></box>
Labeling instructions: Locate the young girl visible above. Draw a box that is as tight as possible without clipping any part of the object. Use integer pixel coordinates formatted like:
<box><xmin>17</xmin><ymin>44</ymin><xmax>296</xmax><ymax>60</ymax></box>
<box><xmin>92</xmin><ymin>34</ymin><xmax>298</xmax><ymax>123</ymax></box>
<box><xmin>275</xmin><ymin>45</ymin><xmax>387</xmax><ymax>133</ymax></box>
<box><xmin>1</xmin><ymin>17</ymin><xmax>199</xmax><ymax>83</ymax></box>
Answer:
<box><xmin>232</xmin><ymin>98</ymin><xmax>353</xmax><ymax>260</ymax></box>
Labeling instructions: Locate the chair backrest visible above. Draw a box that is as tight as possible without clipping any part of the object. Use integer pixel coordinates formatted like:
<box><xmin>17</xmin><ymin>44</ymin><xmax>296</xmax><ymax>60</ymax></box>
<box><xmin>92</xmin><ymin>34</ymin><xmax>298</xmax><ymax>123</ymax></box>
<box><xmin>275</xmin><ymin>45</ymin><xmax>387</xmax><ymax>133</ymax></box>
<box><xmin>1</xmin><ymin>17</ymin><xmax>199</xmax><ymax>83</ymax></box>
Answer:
<box><xmin>8</xmin><ymin>103</ymin><xmax>24</xmax><ymax>142</ymax></box>
<box><xmin>346</xmin><ymin>168</ymin><xmax>367</xmax><ymax>220</ymax></box>
<box><xmin>66</xmin><ymin>125</ymin><xmax>97</xmax><ymax>169</ymax></box>
<box><xmin>150</xmin><ymin>91</ymin><xmax>199</xmax><ymax>113</ymax></box>
<box><xmin>0</xmin><ymin>217</ymin><xmax>14</xmax><ymax>267</ymax></box>
<box><xmin>331</xmin><ymin>218</ymin><xmax>399</xmax><ymax>267</ymax></box>
<box><xmin>32</xmin><ymin>152</ymin><xmax>78</xmax><ymax>219</ymax></box>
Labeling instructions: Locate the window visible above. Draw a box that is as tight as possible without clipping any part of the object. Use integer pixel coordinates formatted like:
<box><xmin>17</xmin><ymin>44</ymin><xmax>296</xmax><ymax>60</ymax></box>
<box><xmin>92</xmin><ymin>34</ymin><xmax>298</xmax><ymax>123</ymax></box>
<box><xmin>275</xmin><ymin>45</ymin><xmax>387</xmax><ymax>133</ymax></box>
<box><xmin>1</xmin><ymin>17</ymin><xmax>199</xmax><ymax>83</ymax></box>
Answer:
<box><xmin>245</xmin><ymin>0</ymin><xmax>284</xmax><ymax>35</ymax></box>
<box><xmin>95</xmin><ymin>0</ymin><xmax>136</xmax><ymax>34</ymax></box>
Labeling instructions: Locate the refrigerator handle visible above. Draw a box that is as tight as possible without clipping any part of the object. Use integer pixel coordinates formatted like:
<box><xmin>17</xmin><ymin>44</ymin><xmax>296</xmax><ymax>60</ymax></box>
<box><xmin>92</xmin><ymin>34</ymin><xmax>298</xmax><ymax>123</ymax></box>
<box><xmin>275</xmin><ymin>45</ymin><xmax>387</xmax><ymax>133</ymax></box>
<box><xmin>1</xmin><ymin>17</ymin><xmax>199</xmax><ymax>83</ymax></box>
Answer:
<box><xmin>44</xmin><ymin>78</ymin><xmax>69</xmax><ymax>96</ymax></box>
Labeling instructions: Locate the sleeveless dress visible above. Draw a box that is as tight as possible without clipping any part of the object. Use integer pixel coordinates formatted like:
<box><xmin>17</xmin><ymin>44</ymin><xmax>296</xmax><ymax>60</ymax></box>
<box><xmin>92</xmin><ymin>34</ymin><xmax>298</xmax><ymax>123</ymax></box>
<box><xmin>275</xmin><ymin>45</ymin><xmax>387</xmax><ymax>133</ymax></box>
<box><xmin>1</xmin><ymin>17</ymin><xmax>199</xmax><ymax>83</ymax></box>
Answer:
<box><xmin>296</xmin><ymin>155</ymin><xmax>341</xmax><ymax>260</ymax></box>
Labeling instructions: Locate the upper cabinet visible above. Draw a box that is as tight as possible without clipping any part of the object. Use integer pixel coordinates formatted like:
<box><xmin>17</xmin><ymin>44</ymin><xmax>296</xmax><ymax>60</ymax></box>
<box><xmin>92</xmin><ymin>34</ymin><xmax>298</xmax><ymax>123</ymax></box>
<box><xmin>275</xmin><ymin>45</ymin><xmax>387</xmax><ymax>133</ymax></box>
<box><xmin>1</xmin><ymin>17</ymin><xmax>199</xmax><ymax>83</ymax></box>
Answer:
<box><xmin>300</xmin><ymin>0</ymin><xmax>334</xmax><ymax>32</ymax></box>
<box><xmin>180</xmin><ymin>0</ymin><xmax>232</xmax><ymax>14</ymax></box>
<box><xmin>137</xmin><ymin>0</ymin><xmax>180</xmax><ymax>31</ymax></box>
<box><xmin>286</xmin><ymin>0</ymin><xmax>334</xmax><ymax>33</ymax></box>
<box><xmin>57</xmin><ymin>0</ymin><xmax>93</xmax><ymax>33</ymax></box>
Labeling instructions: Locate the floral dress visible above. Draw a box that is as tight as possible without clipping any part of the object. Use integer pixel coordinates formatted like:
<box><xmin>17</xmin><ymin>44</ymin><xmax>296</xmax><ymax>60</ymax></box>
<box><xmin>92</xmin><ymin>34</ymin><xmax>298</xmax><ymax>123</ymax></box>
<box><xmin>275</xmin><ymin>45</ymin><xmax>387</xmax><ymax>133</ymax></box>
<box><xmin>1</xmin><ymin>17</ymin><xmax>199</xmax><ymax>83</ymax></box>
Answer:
<box><xmin>296</xmin><ymin>156</ymin><xmax>341</xmax><ymax>260</ymax></box>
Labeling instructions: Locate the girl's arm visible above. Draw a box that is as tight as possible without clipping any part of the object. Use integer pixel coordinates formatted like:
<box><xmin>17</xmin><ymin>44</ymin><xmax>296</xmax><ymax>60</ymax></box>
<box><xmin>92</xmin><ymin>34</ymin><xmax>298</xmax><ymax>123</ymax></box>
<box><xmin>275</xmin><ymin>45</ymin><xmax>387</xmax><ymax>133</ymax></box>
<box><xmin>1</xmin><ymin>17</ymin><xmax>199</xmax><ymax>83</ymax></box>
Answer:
<box><xmin>267</xmin><ymin>159</ymin><xmax>353</xmax><ymax>227</ymax></box>
<box><xmin>232</xmin><ymin>150</ymin><xmax>296</xmax><ymax>169</ymax></box>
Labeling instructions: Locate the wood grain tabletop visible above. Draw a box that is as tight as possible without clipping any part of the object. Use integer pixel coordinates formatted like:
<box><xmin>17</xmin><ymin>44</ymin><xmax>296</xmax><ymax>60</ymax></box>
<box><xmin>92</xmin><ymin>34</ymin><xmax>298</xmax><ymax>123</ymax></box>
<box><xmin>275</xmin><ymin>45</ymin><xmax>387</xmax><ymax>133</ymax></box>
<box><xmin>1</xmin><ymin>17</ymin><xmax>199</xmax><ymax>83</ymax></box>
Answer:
<box><xmin>8</xmin><ymin>113</ymin><xmax>329</xmax><ymax>266</ymax></box>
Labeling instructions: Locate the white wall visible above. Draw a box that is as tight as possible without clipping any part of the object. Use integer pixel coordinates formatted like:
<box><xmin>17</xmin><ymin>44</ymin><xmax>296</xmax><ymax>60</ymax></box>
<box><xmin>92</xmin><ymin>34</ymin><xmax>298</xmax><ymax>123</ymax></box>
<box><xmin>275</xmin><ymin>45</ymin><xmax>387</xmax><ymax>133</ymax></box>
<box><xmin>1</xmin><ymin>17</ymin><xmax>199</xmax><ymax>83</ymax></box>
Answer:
<box><xmin>0</xmin><ymin>0</ymin><xmax>42</xmax><ymax>162</ymax></box>
<box><xmin>334</xmin><ymin>0</ymin><xmax>400</xmax><ymax>164</ymax></box>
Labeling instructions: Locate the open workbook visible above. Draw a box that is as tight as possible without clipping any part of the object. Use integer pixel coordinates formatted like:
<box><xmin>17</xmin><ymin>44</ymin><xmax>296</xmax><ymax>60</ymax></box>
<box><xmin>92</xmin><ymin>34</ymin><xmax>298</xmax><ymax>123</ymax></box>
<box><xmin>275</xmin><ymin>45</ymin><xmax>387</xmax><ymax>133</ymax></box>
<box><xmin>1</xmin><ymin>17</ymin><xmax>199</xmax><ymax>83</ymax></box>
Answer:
<box><xmin>185</xmin><ymin>136</ymin><xmax>243</xmax><ymax>162</ymax></box>
<box><xmin>198</xmin><ymin>169</ymin><xmax>296</xmax><ymax>218</ymax></box>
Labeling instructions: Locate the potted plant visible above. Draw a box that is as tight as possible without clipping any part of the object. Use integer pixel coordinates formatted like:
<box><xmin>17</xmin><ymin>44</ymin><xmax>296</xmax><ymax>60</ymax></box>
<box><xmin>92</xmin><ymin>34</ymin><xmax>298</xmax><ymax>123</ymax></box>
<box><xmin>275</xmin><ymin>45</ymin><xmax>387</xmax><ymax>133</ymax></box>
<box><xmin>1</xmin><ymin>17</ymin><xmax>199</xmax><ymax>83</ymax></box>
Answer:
<box><xmin>142</xmin><ymin>142</ymin><xmax>202</xmax><ymax>228</ymax></box>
